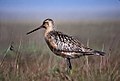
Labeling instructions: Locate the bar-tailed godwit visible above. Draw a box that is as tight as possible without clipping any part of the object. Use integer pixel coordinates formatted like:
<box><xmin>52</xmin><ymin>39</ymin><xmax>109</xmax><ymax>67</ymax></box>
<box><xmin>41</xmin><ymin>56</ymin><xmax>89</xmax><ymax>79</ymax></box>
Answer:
<box><xmin>27</xmin><ymin>18</ymin><xmax>105</xmax><ymax>72</ymax></box>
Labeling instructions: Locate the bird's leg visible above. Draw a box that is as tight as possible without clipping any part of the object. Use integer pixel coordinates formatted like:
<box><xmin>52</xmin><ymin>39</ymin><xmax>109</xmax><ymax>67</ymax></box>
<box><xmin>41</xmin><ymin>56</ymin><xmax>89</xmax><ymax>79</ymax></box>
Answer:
<box><xmin>65</xmin><ymin>58</ymin><xmax>72</xmax><ymax>73</ymax></box>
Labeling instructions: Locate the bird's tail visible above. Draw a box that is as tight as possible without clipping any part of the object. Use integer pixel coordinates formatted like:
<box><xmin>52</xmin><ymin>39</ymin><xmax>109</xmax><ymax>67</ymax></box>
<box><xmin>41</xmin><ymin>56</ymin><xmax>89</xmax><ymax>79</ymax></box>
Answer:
<box><xmin>92</xmin><ymin>50</ymin><xmax>105</xmax><ymax>56</ymax></box>
<box><xmin>84</xmin><ymin>47</ymin><xmax>105</xmax><ymax>56</ymax></box>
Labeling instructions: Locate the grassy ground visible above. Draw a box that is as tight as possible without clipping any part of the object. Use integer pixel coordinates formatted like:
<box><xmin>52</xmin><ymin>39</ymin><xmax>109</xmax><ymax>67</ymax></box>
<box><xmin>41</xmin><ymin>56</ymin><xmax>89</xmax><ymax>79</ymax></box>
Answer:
<box><xmin>0</xmin><ymin>20</ymin><xmax>120</xmax><ymax>81</ymax></box>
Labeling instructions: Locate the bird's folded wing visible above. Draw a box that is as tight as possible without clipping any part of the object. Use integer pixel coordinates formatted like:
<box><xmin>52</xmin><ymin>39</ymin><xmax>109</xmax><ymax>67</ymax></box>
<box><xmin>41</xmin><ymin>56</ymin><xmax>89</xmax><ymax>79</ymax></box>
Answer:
<box><xmin>49</xmin><ymin>31</ymin><xmax>85</xmax><ymax>53</ymax></box>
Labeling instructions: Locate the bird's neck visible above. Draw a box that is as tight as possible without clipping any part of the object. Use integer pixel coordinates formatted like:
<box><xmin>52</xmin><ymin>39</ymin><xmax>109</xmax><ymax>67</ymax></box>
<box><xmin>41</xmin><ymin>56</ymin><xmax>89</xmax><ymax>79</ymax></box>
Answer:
<box><xmin>44</xmin><ymin>26</ymin><xmax>54</xmax><ymax>37</ymax></box>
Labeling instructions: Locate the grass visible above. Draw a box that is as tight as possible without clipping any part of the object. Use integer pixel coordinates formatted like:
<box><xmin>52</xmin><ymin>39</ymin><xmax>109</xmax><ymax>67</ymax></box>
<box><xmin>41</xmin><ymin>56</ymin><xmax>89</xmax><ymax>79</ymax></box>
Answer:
<box><xmin>0</xmin><ymin>20</ymin><xmax>120</xmax><ymax>81</ymax></box>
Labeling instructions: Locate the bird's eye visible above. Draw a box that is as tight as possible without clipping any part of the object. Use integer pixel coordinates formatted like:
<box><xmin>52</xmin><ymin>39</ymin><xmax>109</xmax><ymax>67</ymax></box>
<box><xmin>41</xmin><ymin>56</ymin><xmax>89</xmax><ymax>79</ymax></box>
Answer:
<box><xmin>45</xmin><ymin>22</ymin><xmax>49</xmax><ymax>25</ymax></box>
<box><xmin>43</xmin><ymin>21</ymin><xmax>49</xmax><ymax>25</ymax></box>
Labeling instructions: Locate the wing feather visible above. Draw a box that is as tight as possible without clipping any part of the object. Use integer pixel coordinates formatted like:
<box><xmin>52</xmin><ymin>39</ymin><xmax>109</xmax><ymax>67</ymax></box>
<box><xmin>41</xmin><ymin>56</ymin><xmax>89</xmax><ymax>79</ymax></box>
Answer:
<box><xmin>48</xmin><ymin>31</ymin><xmax>85</xmax><ymax>53</ymax></box>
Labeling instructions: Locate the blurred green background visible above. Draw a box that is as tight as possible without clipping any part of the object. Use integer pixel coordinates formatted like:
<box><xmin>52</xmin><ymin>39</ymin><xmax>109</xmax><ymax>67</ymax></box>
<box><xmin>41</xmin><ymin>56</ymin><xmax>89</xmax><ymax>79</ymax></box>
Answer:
<box><xmin>0</xmin><ymin>0</ymin><xmax>120</xmax><ymax>81</ymax></box>
<box><xmin>0</xmin><ymin>0</ymin><xmax>120</xmax><ymax>50</ymax></box>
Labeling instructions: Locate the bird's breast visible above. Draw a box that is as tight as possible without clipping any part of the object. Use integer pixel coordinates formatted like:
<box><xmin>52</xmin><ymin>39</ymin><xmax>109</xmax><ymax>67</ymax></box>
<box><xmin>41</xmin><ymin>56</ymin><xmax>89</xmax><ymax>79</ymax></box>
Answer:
<box><xmin>45</xmin><ymin>34</ymin><xmax>57</xmax><ymax>51</ymax></box>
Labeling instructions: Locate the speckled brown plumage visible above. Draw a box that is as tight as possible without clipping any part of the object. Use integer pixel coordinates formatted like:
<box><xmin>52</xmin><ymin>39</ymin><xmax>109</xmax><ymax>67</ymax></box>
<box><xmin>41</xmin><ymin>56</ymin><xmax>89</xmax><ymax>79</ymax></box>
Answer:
<box><xmin>45</xmin><ymin>30</ymin><xmax>105</xmax><ymax>58</ymax></box>
<box><xmin>27</xmin><ymin>18</ymin><xmax>105</xmax><ymax>72</ymax></box>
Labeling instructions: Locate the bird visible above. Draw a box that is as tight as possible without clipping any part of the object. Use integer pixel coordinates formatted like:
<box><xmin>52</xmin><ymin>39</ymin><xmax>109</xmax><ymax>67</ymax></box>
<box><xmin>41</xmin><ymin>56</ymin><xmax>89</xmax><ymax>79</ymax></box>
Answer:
<box><xmin>26</xmin><ymin>18</ymin><xmax>105</xmax><ymax>72</ymax></box>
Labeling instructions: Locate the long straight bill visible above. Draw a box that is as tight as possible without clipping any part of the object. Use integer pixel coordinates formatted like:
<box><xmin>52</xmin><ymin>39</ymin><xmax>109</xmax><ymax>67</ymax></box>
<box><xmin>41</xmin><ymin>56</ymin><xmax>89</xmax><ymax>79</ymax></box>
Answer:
<box><xmin>26</xmin><ymin>26</ymin><xmax>41</xmax><ymax>35</ymax></box>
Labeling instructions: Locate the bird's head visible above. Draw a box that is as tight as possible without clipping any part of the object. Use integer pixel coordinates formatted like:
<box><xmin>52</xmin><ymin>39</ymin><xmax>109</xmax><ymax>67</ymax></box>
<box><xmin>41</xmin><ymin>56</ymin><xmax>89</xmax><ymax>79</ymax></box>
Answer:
<box><xmin>26</xmin><ymin>18</ymin><xmax>54</xmax><ymax>35</ymax></box>
<box><xmin>42</xmin><ymin>18</ymin><xmax>54</xmax><ymax>29</ymax></box>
